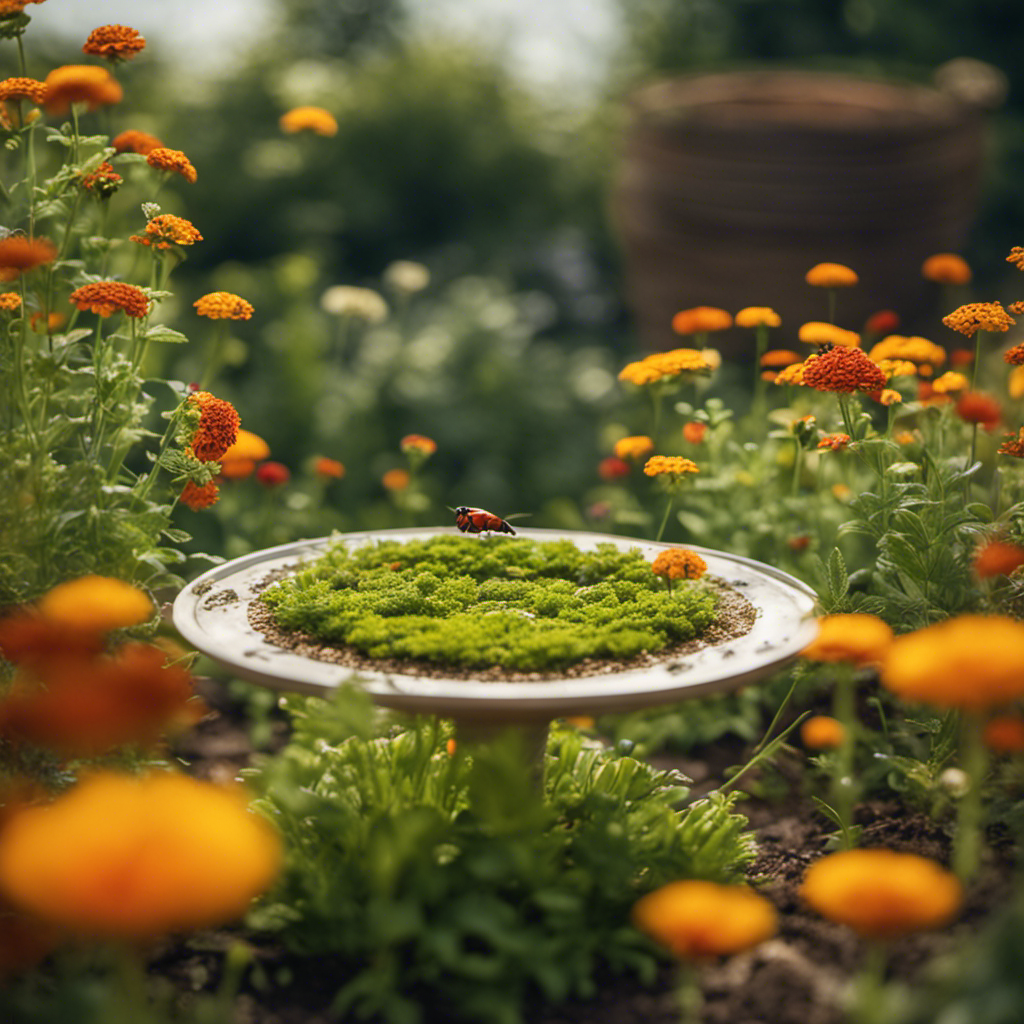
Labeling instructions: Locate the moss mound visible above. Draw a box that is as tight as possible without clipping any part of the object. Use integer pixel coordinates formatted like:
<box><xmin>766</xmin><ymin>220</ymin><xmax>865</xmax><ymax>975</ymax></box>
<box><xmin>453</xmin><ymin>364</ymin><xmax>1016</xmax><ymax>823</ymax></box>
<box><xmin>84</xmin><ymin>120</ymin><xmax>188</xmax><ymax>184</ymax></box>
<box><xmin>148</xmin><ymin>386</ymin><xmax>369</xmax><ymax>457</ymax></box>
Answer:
<box><xmin>259</xmin><ymin>536</ymin><xmax>717</xmax><ymax>672</ymax></box>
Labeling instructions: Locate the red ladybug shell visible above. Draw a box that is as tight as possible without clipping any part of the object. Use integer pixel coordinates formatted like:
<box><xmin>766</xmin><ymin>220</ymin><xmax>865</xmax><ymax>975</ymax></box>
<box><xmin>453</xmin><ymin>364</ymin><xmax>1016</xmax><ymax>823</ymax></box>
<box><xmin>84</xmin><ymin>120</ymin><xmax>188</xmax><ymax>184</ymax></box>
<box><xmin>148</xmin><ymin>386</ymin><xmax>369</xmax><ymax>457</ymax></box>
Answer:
<box><xmin>453</xmin><ymin>506</ymin><xmax>516</xmax><ymax>535</ymax></box>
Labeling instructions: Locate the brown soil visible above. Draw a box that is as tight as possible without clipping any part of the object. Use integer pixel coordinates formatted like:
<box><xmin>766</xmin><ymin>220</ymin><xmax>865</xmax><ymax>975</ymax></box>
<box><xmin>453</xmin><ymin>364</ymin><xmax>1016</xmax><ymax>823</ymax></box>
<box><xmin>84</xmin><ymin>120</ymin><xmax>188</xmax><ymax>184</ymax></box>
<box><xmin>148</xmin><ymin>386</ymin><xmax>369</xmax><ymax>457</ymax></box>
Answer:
<box><xmin>246</xmin><ymin>574</ymin><xmax>758</xmax><ymax>683</ymax></box>
<box><xmin>160</xmin><ymin>678</ymin><xmax>1012</xmax><ymax>1024</ymax></box>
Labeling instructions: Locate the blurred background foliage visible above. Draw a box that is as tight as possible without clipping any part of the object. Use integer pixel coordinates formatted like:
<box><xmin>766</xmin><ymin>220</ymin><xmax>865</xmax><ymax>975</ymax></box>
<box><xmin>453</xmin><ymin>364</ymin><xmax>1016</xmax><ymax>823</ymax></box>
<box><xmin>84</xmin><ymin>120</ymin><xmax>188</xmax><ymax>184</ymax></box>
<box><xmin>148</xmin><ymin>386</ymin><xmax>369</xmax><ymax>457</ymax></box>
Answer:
<box><xmin>19</xmin><ymin>0</ymin><xmax>1024</xmax><ymax>551</ymax></box>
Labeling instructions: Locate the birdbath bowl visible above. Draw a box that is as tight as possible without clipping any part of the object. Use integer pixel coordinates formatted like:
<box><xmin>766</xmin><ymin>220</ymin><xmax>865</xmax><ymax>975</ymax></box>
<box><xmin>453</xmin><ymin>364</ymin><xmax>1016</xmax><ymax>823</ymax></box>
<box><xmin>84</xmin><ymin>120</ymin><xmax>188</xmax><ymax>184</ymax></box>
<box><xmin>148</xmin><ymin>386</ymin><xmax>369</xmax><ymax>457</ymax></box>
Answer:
<box><xmin>172</xmin><ymin>528</ymin><xmax>818</xmax><ymax>761</ymax></box>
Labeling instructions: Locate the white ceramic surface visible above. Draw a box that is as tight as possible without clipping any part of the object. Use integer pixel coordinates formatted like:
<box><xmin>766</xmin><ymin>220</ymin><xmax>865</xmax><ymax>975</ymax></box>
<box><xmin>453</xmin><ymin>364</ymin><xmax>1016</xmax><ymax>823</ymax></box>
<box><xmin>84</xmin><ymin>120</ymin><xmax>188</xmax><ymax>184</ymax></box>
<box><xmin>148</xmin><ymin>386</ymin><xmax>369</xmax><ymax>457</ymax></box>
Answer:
<box><xmin>172</xmin><ymin>528</ymin><xmax>818</xmax><ymax>722</ymax></box>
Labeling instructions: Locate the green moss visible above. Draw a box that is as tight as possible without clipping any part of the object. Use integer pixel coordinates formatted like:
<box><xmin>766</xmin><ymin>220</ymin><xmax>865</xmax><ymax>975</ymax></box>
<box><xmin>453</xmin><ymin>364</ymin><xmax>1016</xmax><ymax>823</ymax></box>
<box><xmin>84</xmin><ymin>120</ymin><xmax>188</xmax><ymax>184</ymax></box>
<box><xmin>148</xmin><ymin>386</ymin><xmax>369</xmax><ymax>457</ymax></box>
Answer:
<box><xmin>260</xmin><ymin>535</ymin><xmax>717</xmax><ymax>671</ymax></box>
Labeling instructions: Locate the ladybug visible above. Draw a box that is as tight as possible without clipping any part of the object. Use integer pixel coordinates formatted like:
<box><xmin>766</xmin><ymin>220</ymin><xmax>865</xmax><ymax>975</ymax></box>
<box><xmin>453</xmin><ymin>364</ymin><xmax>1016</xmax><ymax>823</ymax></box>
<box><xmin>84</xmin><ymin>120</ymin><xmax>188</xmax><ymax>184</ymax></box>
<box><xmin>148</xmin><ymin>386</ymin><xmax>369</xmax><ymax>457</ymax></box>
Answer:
<box><xmin>453</xmin><ymin>506</ymin><xmax>517</xmax><ymax>536</ymax></box>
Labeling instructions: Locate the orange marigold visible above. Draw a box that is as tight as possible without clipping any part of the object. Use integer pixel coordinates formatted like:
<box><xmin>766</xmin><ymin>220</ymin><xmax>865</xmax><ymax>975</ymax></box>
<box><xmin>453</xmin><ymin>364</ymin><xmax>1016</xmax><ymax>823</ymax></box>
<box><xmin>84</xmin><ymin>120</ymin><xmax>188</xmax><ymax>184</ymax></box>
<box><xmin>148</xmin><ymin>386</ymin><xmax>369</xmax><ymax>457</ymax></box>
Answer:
<box><xmin>37</xmin><ymin>575</ymin><xmax>153</xmax><ymax>635</ymax></box>
<box><xmin>400</xmin><ymin>434</ymin><xmax>438</xmax><ymax>456</ymax></box>
<box><xmin>801</xmin><ymin>850</ymin><xmax>961</xmax><ymax>939</ymax></box>
<box><xmin>682</xmin><ymin>421</ymin><xmax>707</xmax><ymax>444</ymax></box>
<box><xmin>130</xmin><ymin>214</ymin><xmax>203</xmax><ymax>249</ymax></box>
<box><xmin>69</xmin><ymin>281</ymin><xmax>148</xmax><ymax>318</ymax></box>
<box><xmin>0</xmin><ymin>292</ymin><xmax>21</xmax><ymax>311</ymax></box>
<box><xmin>983</xmin><ymin>715</ymin><xmax>1024</xmax><ymax>754</ymax></box>
<box><xmin>650</xmin><ymin>548</ymin><xmax>707</xmax><ymax>581</ymax></box>
<box><xmin>973</xmin><ymin>539</ymin><xmax>1024</xmax><ymax>579</ymax></box>
<box><xmin>82</xmin><ymin>24</ymin><xmax>145</xmax><ymax>61</ymax></box>
<box><xmin>180</xmin><ymin>480</ymin><xmax>219</xmax><ymax>510</ymax></box>
<box><xmin>279</xmin><ymin>105</ymin><xmax>338</xmax><ymax>136</ymax></box>
<box><xmin>0</xmin><ymin>0</ymin><xmax>46</xmax><ymax>16</ymax></box>
<box><xmin>146</xmin><ymin>147</ymin><xmax>197</xmax><ymax>184</ymax></box>
<box><xmin>800</xmin><ymin>715</ymin><xmax>846</xmax><ymax>750</ymax></box>
<box><xmin>632</xmin><ymin>881</ymin><xmax>777</xmax><ymax>961</ymax></box>
<box><xmin>0</xmin><ymin>236</ymin><xmax>56</xmax><ymax>276</ymax></box>
<box><xmin>998</xmin><ymin>426</ymin><xmax>1024</xmax><ymax>458</ymax></box>
<box><xmin>43</xmin><ymin>65</ymin><xmax>122</xmax><ymax>113</ymax></box>
<box><xmin>868</xmin><ymin>335</ymin><xmax>947</xmax><ymax>368</ymax></box>
<box><xmin>643</xmin><ymin>455</ymin><xmax>699</xmax><ymax>478</ymax></box>
<box><xmin>188</xmin><ymin>391</ymin><xmax>240</xmax><ymax>462</ymax></box>
<box><xmin>734</xmin><ymin>306</ymin><xmax>781</xmax><ymax>329</ymax></box>
<box><xmin>382</xmin><ymin>468</ymin><xmax>410</xmax><ymax>491</ymax></box>
<box><xmin>643</xmin><ymin>348</ymin><xmax>711</xmax><ymax>376</ymax></box>
<box><xmin>881</xmin><ymin>615</ymin><xmax>1024</xmax><ymax>710</ymax></box>
<box><xmin>760</xmin><ymin>349</ymin><xmax>801</xmax><ymax>369</ymax></box>
<box><xmin>0</xmin><ymin>77</ymin><xmax>46</xmax><ymax>104</ymax></box>
<box><xmin>111</xmin><ymin>129</ymin><xmax>164</xmax><ymax>155</ymax></box>
<box><xmin>671</xmin><ymin>306</ymin><xmax>732</xmax><ymax>335</ymax></box>
<box><xmin>0</xmin><ymin>772</ymin><xmax>281</xmax><ymax>938</ymax></box>
<box><xmin>219</xmin><ymin>429</ymin><xmax>270</xmax><ymax>464</ymax></box>
<box><xmin>942</xmin><ymin>301</ymin><xmax>1015</xmax><ymax>337</ymax></box>
<box><xmin>802</xmin><ymin>614</ymin><xmax>893</xmax><ymax>666</ymax></box>
<box><xmin>1003</xmin><ymin>343</ymin><xmax>1024</xmax><ymax>366</ymax></box>
<box><xmin>798</xmin><ymin>322</ymin><xmax>861</xmax><ymax>348</ymax></box>
<box><xmin>194</xmin><ymin>291</ymin><xmax>253</xmax><ymax>320</ymax></box>
<box><xmin>313</xmin><ymin>456</ymin><xmax>345</xmax><ymax>479</ymax></box>
<box><xmin>805</xmin><ymin>262</ymin><xmax>858</xmax><ymax>287</ymax></box>
<box><xmin>613</xmin><ymin>435</ymin><xmax>655</xmax><ymax>460</ymax></box>
<box><xmin>802</xmin><ymin>345</ymin><xmax>887</xmax><ymax>394</ymax></box>
<box><xmin>921</xmin><ymin>253</ymin><xmax>972</xmax><ymax>285</ymax></box>
<box><xmin>774</xmin><ymin>360</ymin><xmax>809</xmax><ymax>386</ymax></box>
<box><xmin>1006</xmin><ymin>246</ymin><xmax>1024</xmax><ymax>271</ymax></box>
<box><xmin>956</xmin><ymin>391</ymin><xmax>1001</xmax><ymax>430</ymax></box>
<box><xmin>617</xmin><ymin>360</ymin><xmax>664</xmax><ymax>386</ymax></box>
<box><xmin>817</xmin><ymin>433</ymin><xmax>851</xmax><ymax>451</ymax></box>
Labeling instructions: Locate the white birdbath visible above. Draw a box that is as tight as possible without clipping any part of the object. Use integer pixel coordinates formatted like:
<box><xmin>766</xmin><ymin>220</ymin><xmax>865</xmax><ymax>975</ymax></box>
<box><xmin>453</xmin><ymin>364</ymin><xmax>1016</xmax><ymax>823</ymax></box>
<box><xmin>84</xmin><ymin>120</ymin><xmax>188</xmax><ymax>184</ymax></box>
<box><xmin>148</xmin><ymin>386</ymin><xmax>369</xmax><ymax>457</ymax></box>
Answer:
<box><xmin>172</xmin><ymin>528</ymin><xmax>818</xmax><ymax>760</ymax></box>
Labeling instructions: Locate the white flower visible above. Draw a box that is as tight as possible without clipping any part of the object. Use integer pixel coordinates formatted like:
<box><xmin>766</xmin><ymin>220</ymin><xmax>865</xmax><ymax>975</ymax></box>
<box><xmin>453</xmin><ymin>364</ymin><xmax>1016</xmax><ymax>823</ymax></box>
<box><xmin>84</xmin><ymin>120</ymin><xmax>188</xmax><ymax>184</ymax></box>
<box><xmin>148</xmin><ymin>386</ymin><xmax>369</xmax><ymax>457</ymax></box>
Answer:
<box><xmin>320</xmin><ymin>285</ymin><xmax>388</xmax><ymax>323</ymax></box>
<box><xmin>383</xmin><ymin>260</ymin><xmax>430</xmax><ymax>294</ymax></box>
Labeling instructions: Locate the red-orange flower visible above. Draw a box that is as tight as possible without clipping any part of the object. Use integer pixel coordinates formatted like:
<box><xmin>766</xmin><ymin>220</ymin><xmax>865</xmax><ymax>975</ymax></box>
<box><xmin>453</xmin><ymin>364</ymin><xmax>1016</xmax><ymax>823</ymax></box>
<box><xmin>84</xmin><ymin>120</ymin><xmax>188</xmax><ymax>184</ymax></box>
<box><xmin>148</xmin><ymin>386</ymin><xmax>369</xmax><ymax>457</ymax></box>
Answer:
<box><xmin>180</xmin><ymin>480</ymin><xmax>219</xmax><ymax>510</ymax></box>
<box><xmin>146</xmin><ymin>147</ymin><xmax>197</xmax><ymax>184</ymax></box>
<box><xmin>956</xmin><ymin>391</ymin><xmax>1001</xmax><ymax>431</ymax></box>
<box><xmin>671</xmin><ymin>306</ymin><xmax>732</xmax><ymax>335</ymax></box>
<box><xmin>0</xmin><ymin>77</ymin><xmax>46</xmax><ymax>104</ymax></box>
<box><xmin>382</xmin><ymin>468</ymin><xmax>410</xmax><ymax>491</ymax></box>
<box><xmin>801</xmin><ymin>715</ymin><xmax>846</xmax><ymax>750</ymax></box>
<box><xmin>973</xmin><ymin>540</ymin><xmax>1024</xmax><ymax>579</ymax></box>
<box><xmin>1003</xmin><ymin>343</ymin><xmax>1024</xmax><ymax>366</ymax></box>
<box><xmin>79</xmin><ymin>161</ymin><xmax>122</xmax><ymax>197</ymax></box>
<box><xmin>400</xmin><ymin>434</ymin><xmax>437</xmax><ymax>456</ymax></box>
<box><xmin>682</xmin><ymin>421</ymin><xmax>707</xmax><ymax>444</ymax></box>
<box><xmin>864</xmin><ymin>310</ymin><xmax>900</xmax><ymax>335</ymax></box>
<box><xmin>983</xmin><ymin>716</ymin><xmax>1024</xmax><ymax>754</ymax></box>
<box><xmin>998</xmin><ymin>427</ymin><xmax>1024</xmax><ymax>458</ymax></box>
<box><xmin>760</xmin><ymin>349</ymin><xmax>801</xmax><ymax>369</ymax></box>
<box><xmin>187</xmin><ymin>391</ymin><xmax>240</xmax><ymax>462</ymax></box>
<box><xmin>43</xmin><ymin>65</ymin><xmax>122</xmax><ymax>113</ymax></box>
<box><xmin>219</xmin><ymin>429</ymin><xmax>269</xmax><ymax>479</ymax></box>
<box><xmin>111</xmin><ymin>129</ymin><xmax>164</xmax><ymax>155</ymax></box>
<box><xmin>82</xmin><ymin>24</ymin><xmax>145</xmax><ymax>62</ymax></box>
<box><xmin>130</xmin><ymin>214</ymin><xmax>202</xmax><ymax>249</ymax></box>
<box><xmin>0</xmin><ymin>1</ymin><xmax>46</xmax><ymax>20</ymax></box>
<box><xmin>256</xmin><ymin>462</ymin><xmax>290</xmax><ymax>488</ymax></box>
<box><xmin>69</xmin><ymin>281</ymin><xmax>148</xmax><ymax>318</ymax></box>
<box><xmin>313</xmin><ymin>457</ymin><xmax>344</xmax><ymax>479</ymax></box>
<box><xmin>817</xmin><ymin>433</ymin><xmax>851</xmax><ymax>451</ymax></box>
<box><xmin>802</xmin><ymin>346</ymin><xmax>887</xmax><ymax>394</ymax></box>
<box><xmin>598</xmin><ymin>456</ymin><xmax>630</xmax><ymax>480</ymax></box>
<box><xmin>0</xmin><ymin>236</ymin><xmax>56</xmax><ymax>277</ymax></box>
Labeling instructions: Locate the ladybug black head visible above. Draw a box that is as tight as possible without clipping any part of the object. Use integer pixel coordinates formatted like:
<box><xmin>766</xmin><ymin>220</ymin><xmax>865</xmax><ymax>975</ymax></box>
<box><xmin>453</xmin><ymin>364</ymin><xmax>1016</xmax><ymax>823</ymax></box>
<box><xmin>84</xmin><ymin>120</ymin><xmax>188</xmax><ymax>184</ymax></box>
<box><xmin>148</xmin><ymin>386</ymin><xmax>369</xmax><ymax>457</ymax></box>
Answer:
<box><xmin>453</xmin><ymin>506</ymin><xmax>470</xmax><ymax>516</ymax></box>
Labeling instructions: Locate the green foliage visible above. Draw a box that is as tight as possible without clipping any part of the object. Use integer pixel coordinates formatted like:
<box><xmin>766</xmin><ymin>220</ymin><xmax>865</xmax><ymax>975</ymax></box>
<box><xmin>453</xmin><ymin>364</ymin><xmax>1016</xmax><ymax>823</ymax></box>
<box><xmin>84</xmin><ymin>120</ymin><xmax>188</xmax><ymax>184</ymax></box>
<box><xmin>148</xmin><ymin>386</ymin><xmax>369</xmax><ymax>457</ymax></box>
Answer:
<box><xmin>247</xmin><ymin>688</ymin><xmax>757</xmax><ymax>1024</ymax></box>
<box><xmin>260</xmin><ymin>535</ymin><xmax>716</xmax><ymax>670</ymax></box>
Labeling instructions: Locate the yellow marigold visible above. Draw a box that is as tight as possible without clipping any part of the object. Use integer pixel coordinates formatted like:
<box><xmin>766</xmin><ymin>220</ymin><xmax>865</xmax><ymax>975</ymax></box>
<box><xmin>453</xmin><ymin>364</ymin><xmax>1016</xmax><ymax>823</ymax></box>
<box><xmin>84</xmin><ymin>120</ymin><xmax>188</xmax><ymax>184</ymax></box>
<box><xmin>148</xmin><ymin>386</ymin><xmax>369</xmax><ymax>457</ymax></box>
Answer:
<box><xmin>632</xmin><ymin>881</ymin><xmax>777</xmax><ymax>960</ymax></box>
<box><xmin>618</xmin><ymin>360</ymin><xmax>664</xmax><ymax>386</ymax></box>
<box><xmin>613</xmin><ymin>435</ymin><xmax>655</xmax><ymax>460</ymax></box>
<box><xmin>831</xmin><ymin>483</ymin><xmax>853</xmax><ymax>503</ymax></box>
<box><xmin>932</xmin><ymin>370</ymin><xmax>970</xmax><ymax>394</ymax></box>
<box><xmin>400</xmin><ymin>434</ymin><xmax>437</xmax><ymax>456</ymax></box>
<box><xmin>805</xmin><ymin>262</ymin><xmax>858</xmax><ymax>288</ymax></box>
<box><xmin>1003</xmin><ymin>343</ymin><xmax>1024</xmax><ymax>366</ymax></box>
<box><xmin>82</xmin><ymin>24</ymin><xmax>145</xmax><ymax>61</ymax></box>
<box><xmin>798</xmin><ymin>322</ymin><xmax>861</xmax><ymax>348</ymax></box>
<box><xmin>130</xmin><ymin>213</ymin><xmax>203</xmax><ymax>250</ymax></box>
<box><xmin>881</xmin><ymin>616</ymin><xmax>1024</xmax><ymax>709</ymax></box>
<box><xmin>773</xmin><ymin>360</ymin><xmax>809</xmax><ymax>386</ymax></box>
<box><xmin>802</xmin><ymin>614</ymin><xmax>893</xmax><ymax>666</ymax></box>
<box><xmin>874</xmin><ymin>358</ymin><xmax>918</xmax><ymax>380</ymax></box>
<box><xmin>279</xmin><ymin>105</ymin><xmax>338</xmax><ymax>136</ymax></box>
<box><xmin>69</xmin><ymin>281</ymin><xmax>148</xmax><ymax>318</ymax></box>
<box><xmin>0</xmin><ymin>236</ymin><xmax>56</xmax><ymax>277</ymax></box>
<box><xmin>314</xmin><ymin>456</ymin><xmax>345</xmax><ymax>479</ymax></box>
<box><xmin>651</xmin><ymin>548</ymin><xmax>707</xmax><ymax>581</ymax></box>
<box><xmin>146</xmin><ymin>147</ymin><xmax>197</xmax><ymax>184</ymax></box>
<box><xmin>894</xmin><ymin>429</ymin><xmax>917</xmax><ymax>445</ymax></box>
<box><xmin>382</xmin><ymin>468</ymin><xmax>410</xmax><ymax>491</ymax></box>
<box><xmin>180</xmin><ymin>479</ymin><xmax>219</xmax><ymax>510</ymax></box>
<box><xmin>188</xmin><ymin>391</ymin><xmax>241</xmax><ymax>462</ymax></box>
<box><xmin>802</xmin><ymin>346</ymin><xmax>887</xmax><ymax>394</ymax></box>
<box><xmin>0</xmin><ymin>77</ymin><xmax>46</xmax><ymax>104</ymax></box>
<box><xmin>0</xmin><ymin>292</ymin><xmax>21</xmax><ymax>311</ymax></box>
<box><xmin>671</xmin><ymin>306</ymin><xmax>733</xmax><ymax>335</ymax></box>
<box><xmin>983</xmin><ymin>715</ymin><xmax>1024</xmax><ymax>754</ymax></box>
<box><xmin>922</xmin><ymin>253</ymin><xmax>972</xmax><ymax>285</ymax></box>
<box><xmin>817</xmin><ymin>433</ymin><xmax>851</xmax><ymax>451</ymax></box>
<box><xmin>643</xmin><ymin>348</ymin><xmax>710</xmax><ymax>376</ymax></box>
<box><xmin>1006</xmin><ymin>246</ymin><xmax>1024</xmax><ymax>271</ymax></box>
<box><xmin>1009</xmin><ymin>366</ymin><xmax>1024</xmax><ymax>400</ymax></box>
<box><xmin>735</xmin><ymin>306</ymin><xmax>781</xmax><ymax>329</ymax></box>
<box><xmin>0</xmin><ymin>772</ymin><xmax>281</xmax><ymax>938</ymax></box>
<box><xmin>868</xmin><ymin>335</ymin><xmax>947</xmax><ymax>368</ymax></box>
<box><xmin>37</xmin><ymin>576</ymin><xmax>152</xmax><ymax>634</ymax></box>
<box><xmin>194</xmin><ymin>291</ymin><xmax>253</xmax><ymax>320</ymax></box>
<box><xmin>876</xmin><ymin>388</ymin><xmax>902</xmax><ymax>406</ymax></box>
<box><xmin>942</xmin><ymin>302</ymin><xmax>1015</xmax><ymax>337</ymax></box>
<box><xmin>643</xmin><ymin>455</ymin><xmax>699</xmax><ymax>478</ymax></box>
<box><xmin>219</xmin><ymin>428</ymin><xmax>270</xmax><ymax>464</ymax></box>
<box><xmin>701</xmin><ymin>347</ymin><xmax>722</xmax><ymax>371</ymax></box>
<box><xmin>111</xmin><ymin>129</ymin><xmax>163</xmax><ymax>155</ymax></box>
<box><xmin>801</xmin><ymin>850</ymin><xmax>961</xmax><ymax>939</ymax></box>
<box><xmin>760</xmin><ymin>349</ymin><xmax>801</xmax><ymax>369</ymax></box>
<box><xmin>43</xmin><ymin>65</ymin><xmax>122</xmax><ymax>113</ymax></box>
<box><xmin>800</xmin><ymin>715</ymin><xmax>846</xmax><ymax>750</ymax></box>
<box><xmin>973</xmin><ymin>539</ymin><xmax>1024</xmax><ymax>579</ymax></box>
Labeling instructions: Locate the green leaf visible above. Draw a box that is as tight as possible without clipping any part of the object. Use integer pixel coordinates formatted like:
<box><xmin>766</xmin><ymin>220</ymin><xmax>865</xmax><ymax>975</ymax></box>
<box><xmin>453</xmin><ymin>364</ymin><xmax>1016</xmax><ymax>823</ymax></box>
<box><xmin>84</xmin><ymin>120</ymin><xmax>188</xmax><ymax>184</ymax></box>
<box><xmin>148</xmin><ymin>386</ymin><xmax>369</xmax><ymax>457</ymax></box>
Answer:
<box><xmin>144</xmin><ymin>324</ymin><xmax>190</xmax><ymax>344</ymax></box>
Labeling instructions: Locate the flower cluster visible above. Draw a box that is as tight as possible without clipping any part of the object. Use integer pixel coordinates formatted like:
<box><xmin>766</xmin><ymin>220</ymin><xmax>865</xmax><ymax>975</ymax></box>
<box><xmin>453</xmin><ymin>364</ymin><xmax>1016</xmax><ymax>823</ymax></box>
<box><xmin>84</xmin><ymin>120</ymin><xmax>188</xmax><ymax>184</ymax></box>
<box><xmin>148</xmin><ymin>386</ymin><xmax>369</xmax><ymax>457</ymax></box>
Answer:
<box><xmin>0</xmin><ymin>76</ymin><xmax>46</xmax><ymax>104</ymax></box>
<box><xmin>279</xmin><ymin>105</ymin><xmax>338</xmax><ymax>136</ymax></box>
<box><xmin>0</xmin><ymin>235</ymin><xmax>56</xmax><ymax>277</ymax></box>
<box><xmin>805</xmin><ymin>262</ymin><xmax>858</xmax><ymax>287</ymax></box>
<box><xmin>111</xmin><ymin>128</ymin><xmax>163</xmax><ymax>154</ymax></box>
<box><xmin>400</xmin><ymin>434</ymin><xmax>438</xmax><ymax>456</ymax></box>
<box><xmin>146</xmin><ymin>147</ymin><xmax>198</xmax><ymax>183</ymax></box>
<box><xmin>43</xmin><ymin>65</ymin><xmax>122</xmax><ymax>113</ymax></box>
<box><xmin>643</xmin><ymin>455</ymin><xmax>699</xmax><ymax>479</ymax></box>
<box><xmin>735</xmin><ymin>306</ymin><xmax>781</xmax><ymax>329</ymax></box>
<box><xmin>817</xmin><ymin>432</ymin><xmax>851</xmax><ymax>451</ymax></box>
<box><xmin>82</xmin><ymin>24</ymin><xmax>145</xmax><ymax>61</ymax></box>
<box><xmin>78</xmin><ymin>160</ymin><xmax>122</xmax><ymax>197</ymax></box>
<box><xmin>613</xmin><ymin>435</ymin><xmax>655</xmax><ymax>460</ymax></box>
<box><xmin>651</xmin><ymin>548</ymin><xmax>707</xmax><ymax>581</ymax></box>
<box><xmin>69</xmin><ymin>281</ymin><xmax>149</xmax><ymax>318</ymax></box>
<box><xmin>921</xmin><ymin>252</ymin><xmax>971</xmax><ymax>285</ymax></box>
<box><xmin>801</xmin><ymin>345</ymin><xmax>887</xmax><ymax>393</ymax></box>
<box><xmin>942</xmin><ymin>301</ymin><xmax>1015</xmax><ymax>337</ymax></box>
<box><xmin>130</xmin><ymin>213</ymin><xmax>203</xmax><ymax>249</ymax></box>
<box><xmin>186</xmin><ymin>390</ymin><xmax>241</xmax><ymax>462</ymax></box>
<box><xmin>671</xmin><ymin>306</ymin><xmax>732</xmax><ymax>335</ymax></box>
<box><xmin>798</xmin><ymin>322</ymin><xmax>861</xmax><ymax>347</ymax></box>
<box><xmin>194</xmin><ymin>291</ymin><xmax>254</xmax><ymax>320</ymax></box>
<box><xmin>619</xmin><ymin>349</ymin><xmax>710</xmax><ymax>386</ymax></box>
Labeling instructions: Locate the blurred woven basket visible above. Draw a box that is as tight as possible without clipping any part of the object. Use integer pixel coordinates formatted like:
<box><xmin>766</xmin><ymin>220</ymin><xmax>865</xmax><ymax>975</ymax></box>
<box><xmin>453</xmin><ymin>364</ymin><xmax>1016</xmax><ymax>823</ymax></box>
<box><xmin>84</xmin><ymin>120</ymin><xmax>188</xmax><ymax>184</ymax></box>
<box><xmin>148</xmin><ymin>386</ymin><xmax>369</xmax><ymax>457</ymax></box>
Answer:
<box><xmin>610</xmin><ymin>70</ymin><xmax>987</xmax><ymax>353</ymax></box>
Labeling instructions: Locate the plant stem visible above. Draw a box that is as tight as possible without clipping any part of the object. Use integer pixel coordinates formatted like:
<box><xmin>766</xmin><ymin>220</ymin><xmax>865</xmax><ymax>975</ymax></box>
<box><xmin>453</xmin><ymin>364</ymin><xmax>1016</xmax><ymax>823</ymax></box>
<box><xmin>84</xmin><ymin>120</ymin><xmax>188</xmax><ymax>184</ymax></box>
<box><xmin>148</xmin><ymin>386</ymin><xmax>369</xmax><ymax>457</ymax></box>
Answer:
<box><xmin>853</xmin><ymin>940</ymin><xmax>889</xmax><ymax>1024</ymax></box>
<box><xmin>791</xmin><ymin>439</ymin><xmax>803</xmax><ymax>497</ymax></box>
<box><xmin>831</xmin><ymin>664</ymin><xmax>857</xmax><ymax>844</ymax></box>
<box><xmin>953</xmin><ymin>710</ymin><xmax>988</xmax><ymax>881</ymax></box>
<box><xmin>971</xmin><ymin>330</ymin><xmax>984</xmax><ymax>390</ymax></box>
<box><xmin>675</xmin><ymin>963</ymin><xmax>703</xmax><ymax>1024</ymax></box>
<box><xmin>654</xmin><ymin>492</ymin><xmax>675</xmax><ymax>543</ymax></box>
